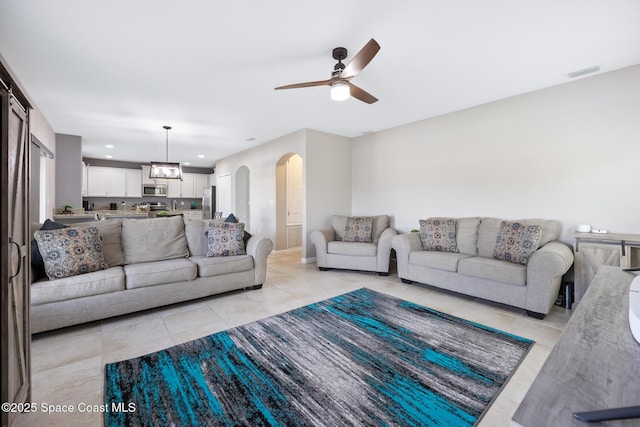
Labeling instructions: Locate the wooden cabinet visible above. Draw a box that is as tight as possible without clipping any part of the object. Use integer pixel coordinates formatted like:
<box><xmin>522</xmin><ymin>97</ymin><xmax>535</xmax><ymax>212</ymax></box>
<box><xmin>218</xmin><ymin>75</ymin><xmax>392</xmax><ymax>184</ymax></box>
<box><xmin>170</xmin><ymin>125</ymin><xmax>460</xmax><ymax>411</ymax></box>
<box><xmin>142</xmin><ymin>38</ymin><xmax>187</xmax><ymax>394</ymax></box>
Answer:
<box><xmin>573</xmin><ymin>232</ymin><xmax>640</xmax><ymax>305</ymax></box>
<box><xmin>86</xmin><ymin>167</ymin><xmax>141</xmax><ymax>197</ymax></box>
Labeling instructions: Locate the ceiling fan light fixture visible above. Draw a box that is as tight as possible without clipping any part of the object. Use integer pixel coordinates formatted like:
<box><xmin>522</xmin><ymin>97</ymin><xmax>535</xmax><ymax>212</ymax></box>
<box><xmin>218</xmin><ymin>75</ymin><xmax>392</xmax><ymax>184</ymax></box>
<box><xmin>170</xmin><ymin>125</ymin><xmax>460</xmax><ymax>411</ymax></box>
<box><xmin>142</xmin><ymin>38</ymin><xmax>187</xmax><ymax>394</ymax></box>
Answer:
<box><xmin>330</xmin><ymin>81</ymin><xmax>350</xmax><ymax>101</ymax></box>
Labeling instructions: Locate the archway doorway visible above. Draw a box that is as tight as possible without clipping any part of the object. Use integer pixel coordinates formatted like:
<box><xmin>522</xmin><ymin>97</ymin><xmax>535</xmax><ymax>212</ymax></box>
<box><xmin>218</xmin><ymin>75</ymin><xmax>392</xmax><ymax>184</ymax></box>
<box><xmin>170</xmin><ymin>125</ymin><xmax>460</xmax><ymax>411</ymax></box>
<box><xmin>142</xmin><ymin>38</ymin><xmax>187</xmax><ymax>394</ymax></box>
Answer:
<box><xmin>275</xmin><ymin>153</ymin><xmax>303</xmax><ymax>250</ymax></box>
<box><xmin>235</xmin><ymin>166</ymin><xmax>250</xmax><ymax>231</ymax></box>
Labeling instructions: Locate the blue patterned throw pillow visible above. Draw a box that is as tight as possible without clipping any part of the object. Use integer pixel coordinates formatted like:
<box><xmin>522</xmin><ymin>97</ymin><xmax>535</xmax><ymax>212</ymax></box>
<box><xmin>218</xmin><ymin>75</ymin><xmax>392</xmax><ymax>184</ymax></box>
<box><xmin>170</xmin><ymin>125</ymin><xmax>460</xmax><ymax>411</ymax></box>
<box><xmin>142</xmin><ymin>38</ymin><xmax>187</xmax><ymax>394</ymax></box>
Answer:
<box><xmin>207</xmin><ymin>222</ymin><xmax>246</xmax><ymax>257</ymax></box>
<box><xmin>493</xmin><ymin>221</ymin><xmax>542</xmax><ymax>265</ymax></box>
<box><xmin>344</xmin><ymin>216</ymin><xmax>373</xmax><ymax>243</ymax></box>
<box><xmin>34</xmin><ymin>226</ymin><xmax>108</xmax><ymax>280</ymax></box>
<box><xmin>419</xmin><ymin>218</ymin><xmax>458</xmax><ymax>252</ymax></box>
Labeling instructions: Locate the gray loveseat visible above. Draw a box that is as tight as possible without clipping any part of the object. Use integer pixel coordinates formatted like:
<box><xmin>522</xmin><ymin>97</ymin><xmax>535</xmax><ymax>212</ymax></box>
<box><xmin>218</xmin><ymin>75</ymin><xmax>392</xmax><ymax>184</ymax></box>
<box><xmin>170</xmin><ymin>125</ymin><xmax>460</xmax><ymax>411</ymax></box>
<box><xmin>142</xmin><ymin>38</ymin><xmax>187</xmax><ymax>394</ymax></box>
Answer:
<box><xmin>311</xmin><ymin>215</ymin><xmax>397</xmax><ymax>275</ymax></box>
<box><xmin>392</xmin><ymin>217</ymin><xmax>574</xmax><ymax>318</ymax></box>
<box><xmin>31</xmin><ymin>216</ymin><xmax>273</xmax><ymax>333</ymax></box>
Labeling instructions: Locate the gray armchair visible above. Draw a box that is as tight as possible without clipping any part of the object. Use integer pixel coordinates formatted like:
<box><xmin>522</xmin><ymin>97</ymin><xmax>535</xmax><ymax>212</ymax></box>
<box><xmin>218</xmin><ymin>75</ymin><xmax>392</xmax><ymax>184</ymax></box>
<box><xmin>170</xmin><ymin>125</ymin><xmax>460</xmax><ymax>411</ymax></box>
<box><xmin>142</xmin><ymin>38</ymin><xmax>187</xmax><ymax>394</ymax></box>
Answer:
<box><xmin>311</xmin><ymin>215</ymin><xmax>397</xmax><ymax>275</ymax></box>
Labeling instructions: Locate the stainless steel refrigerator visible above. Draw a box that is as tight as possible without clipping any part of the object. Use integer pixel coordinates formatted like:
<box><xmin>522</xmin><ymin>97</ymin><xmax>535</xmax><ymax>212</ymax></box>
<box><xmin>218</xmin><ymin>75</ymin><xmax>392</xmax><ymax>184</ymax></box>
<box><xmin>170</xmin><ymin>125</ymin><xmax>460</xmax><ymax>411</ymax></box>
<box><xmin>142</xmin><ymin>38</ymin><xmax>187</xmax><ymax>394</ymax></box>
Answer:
<box><xmin>202</xmin><ymin>186</ymin><xmax>216</xmax><ymax>219</ymax></box>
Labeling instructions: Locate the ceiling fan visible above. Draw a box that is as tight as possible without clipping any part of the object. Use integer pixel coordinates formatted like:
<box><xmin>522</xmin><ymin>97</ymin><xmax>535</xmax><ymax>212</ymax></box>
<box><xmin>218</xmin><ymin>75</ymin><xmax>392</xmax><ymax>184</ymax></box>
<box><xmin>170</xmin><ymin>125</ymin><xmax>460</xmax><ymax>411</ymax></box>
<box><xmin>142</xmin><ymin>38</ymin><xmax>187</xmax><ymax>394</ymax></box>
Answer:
<box><xmin>275</xmin><ymin>38</ymin><xmax>381</xmax><ymax>104</ymax></box>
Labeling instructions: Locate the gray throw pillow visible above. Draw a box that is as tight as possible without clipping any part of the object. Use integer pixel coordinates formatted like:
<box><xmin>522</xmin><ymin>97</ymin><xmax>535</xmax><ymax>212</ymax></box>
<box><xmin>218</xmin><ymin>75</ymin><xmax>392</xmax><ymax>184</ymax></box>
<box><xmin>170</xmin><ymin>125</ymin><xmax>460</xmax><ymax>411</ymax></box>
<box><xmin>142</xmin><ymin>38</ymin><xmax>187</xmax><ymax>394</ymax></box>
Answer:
<box><xmin>344</xmin><ymin>216</ymin><xmax>373</xmax><ymax>243</ymax></box>
<box><xmin>207</xmin><ymin>222</ymin><xmax>246</xmax><ymax>257</ymax></box>
<box><xmin>493</xmin><ymin>221</ymin><xmax>542</xmax><ymax>265</ymax></box>
<box><xmin>419</xmin><ymin>218</ymin><xmax>458</xmax><ymax>252</ymax></box>
<box><xmin>34</xmin><ymin>226</ymin><xmax>108</xmax><ymax>280</ymax></box>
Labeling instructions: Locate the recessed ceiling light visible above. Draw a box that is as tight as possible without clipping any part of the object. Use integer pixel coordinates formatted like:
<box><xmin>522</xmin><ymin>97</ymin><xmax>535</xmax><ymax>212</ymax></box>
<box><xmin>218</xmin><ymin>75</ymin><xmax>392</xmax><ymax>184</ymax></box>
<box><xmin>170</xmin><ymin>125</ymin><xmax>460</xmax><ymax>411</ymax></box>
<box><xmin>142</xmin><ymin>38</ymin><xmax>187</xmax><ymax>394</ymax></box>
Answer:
<box><xmin>245</xmin><ymin>137</ymin><xmax>256</xmax><ymax>142</ymax></box>
<box><xmin>183</xmin><ymin>162</ymin><xmax>190</xmax><ymax>165</ymax></box>
<box><xmin>105</xmin><ymin>155</ymin><xmax>113</xmax><ymax>158</ymax></box>
<box><xmin>105</xmin><ymin>144</ymin><xmax>114</xmax><ymax>148</ymax></box>
<box><xmin>198</xmin><ymin>155</ymin><xmax>205</xmax><ymax>158</ymax></box>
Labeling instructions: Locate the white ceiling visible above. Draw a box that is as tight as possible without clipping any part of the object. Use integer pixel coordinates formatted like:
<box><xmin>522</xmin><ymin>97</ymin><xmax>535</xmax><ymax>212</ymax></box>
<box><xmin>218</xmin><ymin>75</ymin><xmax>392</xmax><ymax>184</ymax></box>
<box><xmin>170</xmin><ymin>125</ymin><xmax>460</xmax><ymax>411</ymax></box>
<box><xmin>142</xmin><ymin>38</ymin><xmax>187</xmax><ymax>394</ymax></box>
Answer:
<box><xmin>1</xmin><ymin>1</ymin><xmax>639</xmax><ymax>168</ymax></box>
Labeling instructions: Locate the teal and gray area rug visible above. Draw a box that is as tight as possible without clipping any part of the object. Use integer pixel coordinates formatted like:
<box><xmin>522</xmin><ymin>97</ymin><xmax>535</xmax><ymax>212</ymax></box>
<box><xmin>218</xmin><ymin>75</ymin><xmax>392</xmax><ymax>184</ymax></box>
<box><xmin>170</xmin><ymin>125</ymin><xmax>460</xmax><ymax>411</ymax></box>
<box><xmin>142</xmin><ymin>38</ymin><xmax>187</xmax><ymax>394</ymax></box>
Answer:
<box><xmin>105</xmin><ymin>288</ymin><xmax>534</xmax><ymax>426</ymax></box>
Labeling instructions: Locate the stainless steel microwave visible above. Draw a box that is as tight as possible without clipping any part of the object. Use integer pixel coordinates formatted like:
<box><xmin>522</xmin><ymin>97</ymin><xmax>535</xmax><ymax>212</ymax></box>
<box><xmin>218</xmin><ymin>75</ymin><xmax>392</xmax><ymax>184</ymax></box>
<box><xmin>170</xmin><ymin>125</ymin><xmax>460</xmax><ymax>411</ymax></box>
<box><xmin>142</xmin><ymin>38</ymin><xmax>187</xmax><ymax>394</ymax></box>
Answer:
<box><xmin>142</xmin><ymin>184</ymin><xmax>168</xmax><ymax>197</ymax></box>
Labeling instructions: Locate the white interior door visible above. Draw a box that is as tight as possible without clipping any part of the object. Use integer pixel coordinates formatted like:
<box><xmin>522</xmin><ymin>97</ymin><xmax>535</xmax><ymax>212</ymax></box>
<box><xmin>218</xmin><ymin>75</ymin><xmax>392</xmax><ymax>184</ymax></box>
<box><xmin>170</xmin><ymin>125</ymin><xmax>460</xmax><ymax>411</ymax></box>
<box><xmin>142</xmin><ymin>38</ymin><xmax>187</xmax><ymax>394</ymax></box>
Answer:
<box><xmin>216</xmin><ymin>173</ymin><xmax>231</xmax><ymax>216</ymax></box>
<box><xmin>286</xmin><ymin>154</ymin><xmax>303</xmax><ymax>225</ymax></box>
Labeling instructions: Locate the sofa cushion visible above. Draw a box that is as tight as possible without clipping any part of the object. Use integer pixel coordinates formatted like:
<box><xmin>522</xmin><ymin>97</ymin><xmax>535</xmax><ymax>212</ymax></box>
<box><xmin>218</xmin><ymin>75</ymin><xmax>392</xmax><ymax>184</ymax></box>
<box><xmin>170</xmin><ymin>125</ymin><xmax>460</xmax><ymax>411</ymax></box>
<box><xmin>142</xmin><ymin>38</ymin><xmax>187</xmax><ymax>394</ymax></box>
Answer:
<box><xmin>477</xmin><ymin>218</ymin><xmax>561</xmax><ymax>258</ymax></box>
<box><xmin>344</xmin><ymin>216</ymin><xmax>373</xmax><ymax>243</ymax></box>
<box><xmin>332</xmin><ymin>215</ymin><xmax>390</xmax><ymax>243</ymax></box>
<box><xmin>493</xmin><ymin>221</ymin><xmax>542</xmax><ymax>265</ymax></box>
<box><xmin>121</xmin><ymin>216</ymin><xmax>189</xmax><ymax>264</ymax></box>
<box><xmin>124</xmin><ymin>258</ymin><xmax>197</xmax><ymax>289</ymax></box>
<box><xmin>190</xmin><ymin>255</ymin><xmax>254</xmax><ymax>278</ymax></box>
<box><xmin>34</xmin><ymin>226</ymin><xmax>108</xmax><ymax>280</ymax></box>
<box><xmin>185</xmin><ymin>218</ymin><xmax>216</xmax><ymax>256</ymax></box>
<box><xmin>91</xmin><ymin>219</ymin><xmax>125</xmax><ymax>267</ymax></box>
<box><xmin>31</xmin><ymin>266</ymin><xmax>124</xmax><ymax>305</ymax></box>
<box><xmin>458</xmin><ymin>257</ymin><xmax>527</xmax><ymax>286</ymax></box>
<box><xmin>328</xmin><ymin>241</ymin><xmax>377</xmax><ymax>257</ymax></box>
<box><xmin>419</xmin><ymin>218</ymin><xmax>458</xmax><ymax>252</ymax></box>
<box><xmin>409</xmin><ymin>251</ymin><xmax>473</xmax><ymax>272</ymax></box>
<box><xmin>207</xmin><ymin>222</ymin><xmax>246</xmax><ymax>257</ymax></box>
<box><xmin>456</xmin><ymin>217</ymin><xmax>481</xmax><ymax>255</ymax></box>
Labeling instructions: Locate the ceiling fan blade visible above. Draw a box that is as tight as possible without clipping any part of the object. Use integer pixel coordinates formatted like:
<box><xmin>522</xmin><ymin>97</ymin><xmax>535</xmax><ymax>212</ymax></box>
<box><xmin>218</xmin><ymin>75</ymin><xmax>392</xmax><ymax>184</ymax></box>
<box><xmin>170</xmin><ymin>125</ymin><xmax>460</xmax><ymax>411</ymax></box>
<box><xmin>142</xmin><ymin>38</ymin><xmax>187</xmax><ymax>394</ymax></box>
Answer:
<box><xmin>275</xmin><ymin>79</ymin><xmax>333</xmax><ymax>90</ymax></box>
<box><xmin>348</xmin><ymin>83</ymin><xmax>378</xmax><ymax>104</ymax></box>
<box><xmin>340</xmin><ymin>39</ymin><xmax>381</xmax><ymax>80</ymax></box>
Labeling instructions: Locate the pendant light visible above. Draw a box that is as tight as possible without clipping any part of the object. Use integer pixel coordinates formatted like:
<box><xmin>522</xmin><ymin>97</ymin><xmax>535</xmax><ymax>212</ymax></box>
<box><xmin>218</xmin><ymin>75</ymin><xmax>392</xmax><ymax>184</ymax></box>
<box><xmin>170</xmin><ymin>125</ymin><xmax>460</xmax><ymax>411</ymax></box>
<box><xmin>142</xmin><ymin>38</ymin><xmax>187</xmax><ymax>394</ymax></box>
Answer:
<box><xmin>149</xmin><ymin>125</ymin><xmax>183</xmax><ymax>180</ymax></box>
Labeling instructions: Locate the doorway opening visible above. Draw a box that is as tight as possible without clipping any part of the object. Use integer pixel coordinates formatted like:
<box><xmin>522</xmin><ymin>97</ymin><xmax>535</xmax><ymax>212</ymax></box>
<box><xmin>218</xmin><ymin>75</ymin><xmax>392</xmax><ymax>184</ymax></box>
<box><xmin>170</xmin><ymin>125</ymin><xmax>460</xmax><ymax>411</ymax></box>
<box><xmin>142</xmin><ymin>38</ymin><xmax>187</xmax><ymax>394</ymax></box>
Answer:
<box><xmin>275</xmin><ymin>153</ymin><xmax>303</xmax><ymax>250</ymax></box>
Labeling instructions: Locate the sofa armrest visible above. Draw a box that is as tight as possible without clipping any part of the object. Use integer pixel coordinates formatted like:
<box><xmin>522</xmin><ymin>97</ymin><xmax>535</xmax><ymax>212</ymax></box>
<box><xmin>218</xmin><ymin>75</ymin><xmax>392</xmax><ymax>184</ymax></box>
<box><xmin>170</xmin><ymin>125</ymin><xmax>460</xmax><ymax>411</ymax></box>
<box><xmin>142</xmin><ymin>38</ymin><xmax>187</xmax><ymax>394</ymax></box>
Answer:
<box><xmin>246</xmin><ymin>235</ymin><xmax>274</xmax><ymax>286</ymax></box>
<box><xmin>392</xmin><ymin>233</ymin><xmax>422</xmax><ymax>279</ymax></box>
<box><xmin>525</xmin><ymin>241</ymin><xmax>575</xmax><ymax>314</ymax></box>
<box><xmin>376</xmin><ymin>228</ymin><xmax>398</xmax><ymax>272</ymax></box>
<box><xmin>310</xmin><ymin>228</ymin><xmax>335</xmax><ymax>268</ymax></box>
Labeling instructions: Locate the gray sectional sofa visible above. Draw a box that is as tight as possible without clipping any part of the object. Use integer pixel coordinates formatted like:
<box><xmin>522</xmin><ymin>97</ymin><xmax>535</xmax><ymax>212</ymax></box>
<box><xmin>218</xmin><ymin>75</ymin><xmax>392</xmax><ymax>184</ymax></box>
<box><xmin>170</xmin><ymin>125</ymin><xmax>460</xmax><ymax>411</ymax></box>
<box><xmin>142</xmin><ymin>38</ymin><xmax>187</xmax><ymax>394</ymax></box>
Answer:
<box><xmin>392</xmin><ymin>217</ymin><xmax>574</xmax><ymax>318</ymax></box>
<box><xmin>31</xmin><ymin>216</ymin><xmax>273</xmax><ymax>333</ymax></box>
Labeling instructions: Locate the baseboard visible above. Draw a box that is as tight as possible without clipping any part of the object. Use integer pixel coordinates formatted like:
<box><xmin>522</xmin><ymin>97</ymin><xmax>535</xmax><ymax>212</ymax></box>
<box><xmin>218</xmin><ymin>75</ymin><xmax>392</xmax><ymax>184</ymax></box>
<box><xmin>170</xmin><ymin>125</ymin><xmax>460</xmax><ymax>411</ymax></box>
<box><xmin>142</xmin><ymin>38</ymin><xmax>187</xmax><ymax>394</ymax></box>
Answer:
<box><xmin>301</xmin><ymin>257</ymin><xmax>317</xmax><ymax>264</ymax></box>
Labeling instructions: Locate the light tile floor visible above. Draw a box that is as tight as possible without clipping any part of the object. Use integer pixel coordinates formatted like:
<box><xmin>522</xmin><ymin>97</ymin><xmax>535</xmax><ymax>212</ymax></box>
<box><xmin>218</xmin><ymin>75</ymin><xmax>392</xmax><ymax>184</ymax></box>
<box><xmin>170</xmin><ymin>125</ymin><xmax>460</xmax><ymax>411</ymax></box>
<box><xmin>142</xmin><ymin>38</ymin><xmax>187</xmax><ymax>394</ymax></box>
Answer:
<box><xmin>16</xmin><ymin>248</ymin><xmax>571</xmax><ymax>426</ymax></box>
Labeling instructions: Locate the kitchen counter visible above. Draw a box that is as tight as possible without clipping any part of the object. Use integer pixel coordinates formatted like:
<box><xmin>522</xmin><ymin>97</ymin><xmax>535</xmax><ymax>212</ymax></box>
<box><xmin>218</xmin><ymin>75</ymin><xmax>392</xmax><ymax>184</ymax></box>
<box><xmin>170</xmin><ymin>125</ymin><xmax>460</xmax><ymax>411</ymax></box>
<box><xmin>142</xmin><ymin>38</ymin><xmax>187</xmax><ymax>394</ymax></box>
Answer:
<box><xmin>52</xmin><ymin>213</ymin><xmax>99</xmax><ymax>224</ymax></box>
<box><xmin>51</xmin><ymin>209</ymin><xmax>203</xmax><ymax>222</ymax></box>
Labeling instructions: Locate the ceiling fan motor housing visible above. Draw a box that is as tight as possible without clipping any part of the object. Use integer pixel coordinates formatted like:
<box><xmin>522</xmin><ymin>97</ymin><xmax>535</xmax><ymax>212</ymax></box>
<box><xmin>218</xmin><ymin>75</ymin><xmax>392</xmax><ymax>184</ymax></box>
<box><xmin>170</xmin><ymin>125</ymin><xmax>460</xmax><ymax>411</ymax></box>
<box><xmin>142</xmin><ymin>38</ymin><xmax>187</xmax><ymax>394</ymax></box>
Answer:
<box><xmin>332</xmin><ymin>47</ymin><xmax>348</xmax><ymax>76</ymax></box>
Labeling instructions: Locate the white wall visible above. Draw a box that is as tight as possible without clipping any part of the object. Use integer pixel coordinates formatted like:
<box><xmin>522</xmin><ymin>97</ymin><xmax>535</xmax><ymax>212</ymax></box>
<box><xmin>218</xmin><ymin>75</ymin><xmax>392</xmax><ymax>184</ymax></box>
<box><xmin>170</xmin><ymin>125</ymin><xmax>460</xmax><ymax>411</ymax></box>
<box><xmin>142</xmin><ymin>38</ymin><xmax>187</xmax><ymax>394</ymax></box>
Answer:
<box><xmin>214</xmin><ymin>129</ymin><xmax>306</xmax><ymax>248</ymax></box>
<box><xmin>304</xmin><ymin>129</ymin><xmax>351</xmax><ymax>260</ymax></box>
<box><xmin>30</xmin><ymin>104</ymin><xmax>56</xmax><ymax>218</ymax></box>
<box><xmin>352</xmin><ymin>65</ymin><xmax>640</xmax><ymax>243</ymax></box>
<box><xmin>214</xmin><ymin>128</ymin><xmax>352</xmax><ymax>260</ymax></box>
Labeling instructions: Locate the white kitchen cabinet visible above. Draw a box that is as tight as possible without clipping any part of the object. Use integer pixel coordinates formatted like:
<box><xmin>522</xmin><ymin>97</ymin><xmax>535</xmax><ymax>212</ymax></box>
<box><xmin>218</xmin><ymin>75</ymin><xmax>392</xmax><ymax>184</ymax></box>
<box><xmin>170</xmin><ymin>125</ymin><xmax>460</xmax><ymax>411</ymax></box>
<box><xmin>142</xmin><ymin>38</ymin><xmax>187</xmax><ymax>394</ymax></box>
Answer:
<box><xmin>166</xmin><ymin>173</ymin><xmax>202</xmax><ymax>198</ymax></box>
<box><xmin>193</xmin><ymin>174</ymin><xmax>209</xmax><ymax>198</ymax></box>
<box><xmin>125</xmin><ymin>169</ymin><xmax>142</xmax><ymax>197</ymax></box>
<box><xmin>182</xmin><ymin>210</ymin><xmax>204</xmax><ymax>221</ymax></box>
<box><xmin>167</xmin><ymin>179</ymin><xmax>182</xmax><ymax>198</ymax></box>
<box><xmin>141</xmin><ymin>165</ymin><xmax>156</xmax><ymax>184</ymax></box>
<box><xmin>180</xmin><ymin>174</ymin><xmax>196</xmax><ymax>198</ymax></box>
<box><xmin>86</xmin><ymin>166</ymin><xmax>139</xmax><ymax>197</ymax></box>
